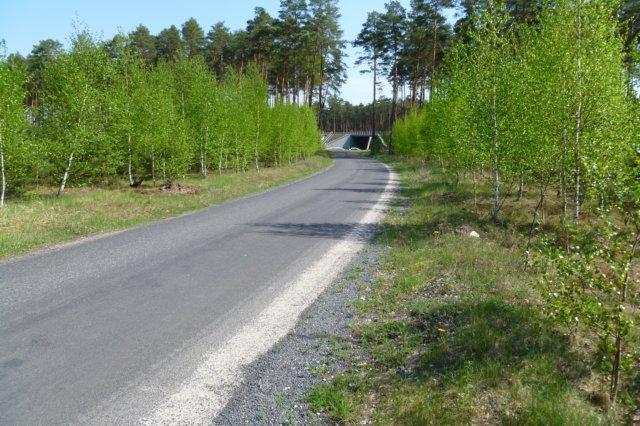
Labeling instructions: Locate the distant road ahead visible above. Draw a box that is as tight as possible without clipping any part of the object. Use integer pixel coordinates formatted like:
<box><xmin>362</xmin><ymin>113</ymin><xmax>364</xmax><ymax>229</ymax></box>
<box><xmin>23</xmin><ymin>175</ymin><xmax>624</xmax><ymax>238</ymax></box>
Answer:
<box><xmin>0</xmin><ymin>152</ymin><xmax>393</xmax><ymax>425</ymax></box>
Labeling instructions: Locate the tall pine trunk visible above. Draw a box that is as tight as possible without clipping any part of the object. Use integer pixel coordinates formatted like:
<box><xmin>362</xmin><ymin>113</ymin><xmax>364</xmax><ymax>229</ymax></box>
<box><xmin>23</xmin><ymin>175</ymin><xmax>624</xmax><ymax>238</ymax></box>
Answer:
<box><xmin>390</xmin><ymin>61</ymin><xmax>398</xmax><ymax>154</ymax></box>
<box><xmin>411</xmin><ymin>61</ymin><xmax>419</xmax><ymax>108</ymax></box>
<box><xmin>372</xmin><ymin>55</ymin><xmax>377</xmax><ymax>143</ymax></box>
<box><xmin>318</xmin><ymin>50</ymin><xmax>325</xmax><ymax>118</ymax></box>
<box><xmin>430</xmin><ymin>4</ymin><xmax>439</xmax><ymax>102</ymax></box>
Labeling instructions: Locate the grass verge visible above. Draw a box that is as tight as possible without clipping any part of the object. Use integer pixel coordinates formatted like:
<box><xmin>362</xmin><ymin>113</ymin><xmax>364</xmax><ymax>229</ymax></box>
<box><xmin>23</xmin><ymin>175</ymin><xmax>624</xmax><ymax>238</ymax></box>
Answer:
<box><xmin>0</xmin><ymin>154</ymin><xmax>333</xmax><ymax>259</ymax></box>
<box><xmin>308</xmin><ymin>157</ymin><xmax>639</xmax><ymax>424</ymax></box>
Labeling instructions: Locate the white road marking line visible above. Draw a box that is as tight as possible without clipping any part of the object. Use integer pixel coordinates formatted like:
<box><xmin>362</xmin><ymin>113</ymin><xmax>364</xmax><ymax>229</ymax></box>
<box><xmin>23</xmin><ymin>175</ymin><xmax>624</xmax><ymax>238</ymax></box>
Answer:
<box><xmin>141</xmin><ymin>166</ymin><xmax>397</xmax><ymax>425</ymax></box>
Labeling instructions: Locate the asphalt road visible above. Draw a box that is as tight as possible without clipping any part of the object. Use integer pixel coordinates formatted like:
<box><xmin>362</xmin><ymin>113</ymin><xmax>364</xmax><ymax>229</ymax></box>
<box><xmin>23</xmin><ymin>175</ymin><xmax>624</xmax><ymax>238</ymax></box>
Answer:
<box><xmin>0</xmin><ymin>152</ymin><xmax>392</xmax><ymax>425</ymax></box>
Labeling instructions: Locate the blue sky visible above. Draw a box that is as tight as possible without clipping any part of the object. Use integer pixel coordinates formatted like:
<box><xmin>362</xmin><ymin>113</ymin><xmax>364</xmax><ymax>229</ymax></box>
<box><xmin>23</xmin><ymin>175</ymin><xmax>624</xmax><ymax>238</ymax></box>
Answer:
<box><xmin>0</xmin><ymin>0</ymin><xmax>458</xmax><ymax>104</ymax></box>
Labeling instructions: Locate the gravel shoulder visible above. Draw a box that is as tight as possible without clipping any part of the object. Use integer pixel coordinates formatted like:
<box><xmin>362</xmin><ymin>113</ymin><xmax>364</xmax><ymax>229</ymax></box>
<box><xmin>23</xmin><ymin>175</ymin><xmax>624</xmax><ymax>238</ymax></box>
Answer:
<box><xmin>216</xmin><ymin>242</ymin><xmax>383</xmax><ymax>425</ymax></box>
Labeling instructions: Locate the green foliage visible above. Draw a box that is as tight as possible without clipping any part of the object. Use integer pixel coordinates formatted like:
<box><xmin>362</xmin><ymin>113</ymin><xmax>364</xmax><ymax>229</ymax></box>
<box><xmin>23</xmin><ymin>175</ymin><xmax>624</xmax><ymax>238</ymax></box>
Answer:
<box><xmin>536</xmin><ymin>211</ymin><xmax>640</xmax><ymax>404</ymax></box>
<box><xmin>41</xmin><ymin>32</ymin><xmax>116</xmax><ymax>189</ymax></box>
<box><xmin>393</xmin><ymin>0</ymin><xmax>632</xmax><ymax>220</ymax></box>
<box><xmin>0</xmin><ymin>60</ymin><xmax>29</xmax><ymax>203</ymax></box>
<box><xmin>390</xmin><ymin>0</ymin><xmax>639</xmax><ymax>408</ymax></box>
<box><xmin>269</xmin><ymin>102</ymin><xmax>322</xmax><ymax>165</ymax></box>
<box><xmin>0</xmin><ymin>30</ymin><xmax>322</xmax><ymax>202</ymax></box>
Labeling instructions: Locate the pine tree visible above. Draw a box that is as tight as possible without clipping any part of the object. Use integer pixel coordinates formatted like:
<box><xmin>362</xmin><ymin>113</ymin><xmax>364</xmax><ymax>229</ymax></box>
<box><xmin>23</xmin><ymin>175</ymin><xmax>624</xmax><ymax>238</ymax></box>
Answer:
<box><xmin>157</xmin><ymin>25</ymin><xmax>184</xmax><ymax>61</ymax></box>
<box><xmin>181</xmin><ymin>18</ymin><xmax>206</xmax><ymax>59</ymax></box>
<box><xmin>380</xmin><ymin>1</ymin><xmax>407</xmax><ymax>146</ymax></box>
<box><xmin>355</xmin><ymin>11</ymin><xmax>387</xmax><ymax>141</ymax></box>
<box><xmin>307</xmin><ymin>0</ymin><xmax>346</xmax><ymax>111</ymax></box>
<box><xmin>129</xmin><ymin>25</ymin><xmax>157</xmax><ymax>65</ymax></box>
<box><xmin>25</xmin><ymin>39</ymin><xmax>63</xmax><ymax>109</ymax></box>
<box><xmin>205</xmin><ymin>22</ymin><xmax>233</xmax><ymax>77</ymax></box>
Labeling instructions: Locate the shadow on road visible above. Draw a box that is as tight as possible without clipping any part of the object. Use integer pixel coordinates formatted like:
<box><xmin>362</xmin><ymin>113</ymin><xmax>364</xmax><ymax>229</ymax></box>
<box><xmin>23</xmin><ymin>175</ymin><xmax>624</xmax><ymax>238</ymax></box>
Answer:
<box><xmin>314</xmin><ymin>187</ymin><xmax>387</xmax><ymax>194</ymax></box>
<box><xmin>252</xmin><ymin>222</ymin><xmax>379</xmax><ymax>243</ymax></box>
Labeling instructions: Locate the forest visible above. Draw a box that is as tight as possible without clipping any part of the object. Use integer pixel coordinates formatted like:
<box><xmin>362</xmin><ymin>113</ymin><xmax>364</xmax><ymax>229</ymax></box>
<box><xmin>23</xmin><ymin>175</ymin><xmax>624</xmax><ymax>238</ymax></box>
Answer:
<box><xmin>381</xmin><ymin>0</ymin><xmax>640</xmax><ymax>415</ymax></box>
<box><xmin>289</xmin><ymin>1</ymin><xmax>640</xmax><ymax>422</ymax></box>
<box><xmin>0</xmin><ymin>0</ymin><xmax>352</xmax><ymax>205</ymax></box>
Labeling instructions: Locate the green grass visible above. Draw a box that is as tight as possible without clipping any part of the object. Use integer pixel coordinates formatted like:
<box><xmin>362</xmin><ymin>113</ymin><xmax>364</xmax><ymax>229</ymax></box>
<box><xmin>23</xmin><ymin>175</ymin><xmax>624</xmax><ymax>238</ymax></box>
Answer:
<box><xmin>308</xmin><ymin>157</ymin><xmax>638</xmax><ymax>424</ymax></box>
<box><xmin>0</xmin><ymin>154</ymin><xmax>333</xmax><ymax>259</ymax></box>
<box><xmin>308</xmin><ymin>383</ymin><xmax>355</xmax><ymax>423</ymax></box>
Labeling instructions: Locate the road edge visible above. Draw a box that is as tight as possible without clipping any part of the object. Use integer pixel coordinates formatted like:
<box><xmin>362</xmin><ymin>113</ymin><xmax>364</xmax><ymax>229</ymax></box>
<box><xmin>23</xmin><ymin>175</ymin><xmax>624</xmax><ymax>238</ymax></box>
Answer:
<box><xmin>141</xmin><ymin>159</ymin><xmax>397</xmax><ymax>424</ymax></box>
<box><xmin>0</xmin><ymin>156</ymin><xmax>336</xmax><ymax>267</ymax></box>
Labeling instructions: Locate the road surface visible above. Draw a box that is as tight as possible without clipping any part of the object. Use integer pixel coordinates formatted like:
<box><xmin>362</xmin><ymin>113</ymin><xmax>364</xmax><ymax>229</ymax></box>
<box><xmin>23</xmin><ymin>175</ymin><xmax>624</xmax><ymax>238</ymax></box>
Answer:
<box><xmin>0</xmin><ymin>152</ymin><xmax>394</xmax><ymax>425</ymax></box>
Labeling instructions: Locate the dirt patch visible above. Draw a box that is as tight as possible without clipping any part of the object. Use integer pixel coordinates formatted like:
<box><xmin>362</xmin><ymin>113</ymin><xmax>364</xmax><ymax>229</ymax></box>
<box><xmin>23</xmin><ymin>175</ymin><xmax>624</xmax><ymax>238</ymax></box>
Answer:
<box><xmin>132</xmin><ymin>183</ymin><xmax>201</xmax><ymax>195</ymax></box>
<box><xmin>434</xmin><ymin>221</ymin><xmax>480</xmax><ymax>238</ymax></box>
<box><xmin>158</xmin><ymin>183</ymin><xmax>201</xmax><ymax>194</ymax></box>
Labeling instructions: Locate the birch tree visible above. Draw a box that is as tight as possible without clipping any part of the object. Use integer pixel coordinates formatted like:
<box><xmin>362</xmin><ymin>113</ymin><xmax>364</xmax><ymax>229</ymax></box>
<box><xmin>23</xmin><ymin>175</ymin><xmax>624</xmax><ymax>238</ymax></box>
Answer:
<box><xmin>464</xmin><ymin>1</ymin><xmax>514</xmax><ymax>221</ymax></box>
<box><xmin>532</xmin><ymin>0</ymin><xmax>630</xmax><ymax>223</ymax></box>
<box><xmin>110</xmin><ymin>45</ymin><xmax>145</xmax><ymax>186</ymax></box>
<box><xmin>42</xmin><ymin>32</ymin><xmax>111</xmax><ymax>195</ymax></box>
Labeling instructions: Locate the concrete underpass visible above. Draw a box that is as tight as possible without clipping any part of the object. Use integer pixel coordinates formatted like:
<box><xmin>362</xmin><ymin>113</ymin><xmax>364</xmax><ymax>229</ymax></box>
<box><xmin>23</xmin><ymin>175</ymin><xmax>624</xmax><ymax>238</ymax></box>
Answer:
<box><xmin>324</xmin><ymin>132</ymin><xmax>384</xmax><ymax>150</ymax></box>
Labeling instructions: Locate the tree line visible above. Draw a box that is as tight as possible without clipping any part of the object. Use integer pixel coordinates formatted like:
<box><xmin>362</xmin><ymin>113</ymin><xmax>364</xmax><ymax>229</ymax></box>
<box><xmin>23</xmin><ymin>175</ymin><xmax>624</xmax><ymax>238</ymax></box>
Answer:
<box><xmin>390</xmin><ymin>0</ymin><xmax>639</xmax><ymax>408</ymax></box>
<box><xmin>5</xmin><ymin>0</ymin><xmax>345</xmax><ymax>113</ymax></box>
<box><xmin>343</xmin><ymin>0</ymin><xmax>639</xmax><ymax>138</ymax></box>
<box><xmin>319</xmin><ymin>0</ymin><xmax>459</xmax><ymax>134</ymax></box>
<box><xmin>320</xmin><ymin>97</ymin><xmax>413</xmax><ymax>133</ymax></box>
<box><xmin>0</xmin><ymin>30</ymin><xmax>322</xmax><ymax>205</ymax></box>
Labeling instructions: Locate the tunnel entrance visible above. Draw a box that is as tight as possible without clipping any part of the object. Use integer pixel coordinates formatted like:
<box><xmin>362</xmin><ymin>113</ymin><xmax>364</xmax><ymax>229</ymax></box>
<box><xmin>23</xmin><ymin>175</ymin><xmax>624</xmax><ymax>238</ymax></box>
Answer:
<box><xmin>324</xmin><ymin>132</ymin><xmax>386</xmax><ymax>152</ymax></box>
<box><xmin>326</xmin><ymin>133</ymin><xmax>372</xmax><ymax>150</ymax></box>
<box><xmin>348</xmin><ymin>135</ymin><xmax>371</xmax><ymax>150</ymax></box>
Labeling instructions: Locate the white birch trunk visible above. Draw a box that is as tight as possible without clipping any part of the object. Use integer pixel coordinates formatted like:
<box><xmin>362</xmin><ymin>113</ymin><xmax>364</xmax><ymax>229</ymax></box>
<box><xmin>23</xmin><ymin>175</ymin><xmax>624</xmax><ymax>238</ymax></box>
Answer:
<box><xmin>573</xmin><ymin>3</ymin><xmax>583</xmax><ymax>224</ymax></box>
<box><xmin>151</xmin><ymin>148</ymin><xmax>156</xmax><ymax>186</ymax></box>
<box><xmin>57</xmin><ymin>152</ymin><xmax>74</xmax><ymax>197</ymax></box>
<box><xmin>202</xmin><ymin>126</ymin><xmax>209</xmax><ymax>177</ymax></box>
<box><xmin>254</xmin><ymin>116</ymin><xmax>261</xmax><ymax>173</ymax></box>
<box><xmin>472</xmin><ymin>168</ymin><xmax>477</xmax><ymax>210</ymax></box>
<box><xmin>574</xmin><ymin>107</ymin><xmax>582</xmax><ymax>224</ymax></box>
<box><xmin>492</xmin><ymin>81</ymin><xmax>500</xmax><ymax>222</ymax></box>
<box><xmin>0</xmin><ymin>140</ymin><xmax>5</xmax><ymax>208</ymax></box>
<box><xmin>561</xmin><ymin>117</ymin><xmax>568</xmax><ymax>221</ymax></box>
<box><xmin>127</xmin><ymin>133</ymin><xmax>134</xmax><ymax>186</ymax></box>
<box><xmin>517</xmin><ymin>173</ymin><xmax>524</xmax><ymax>200</ymax></box>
